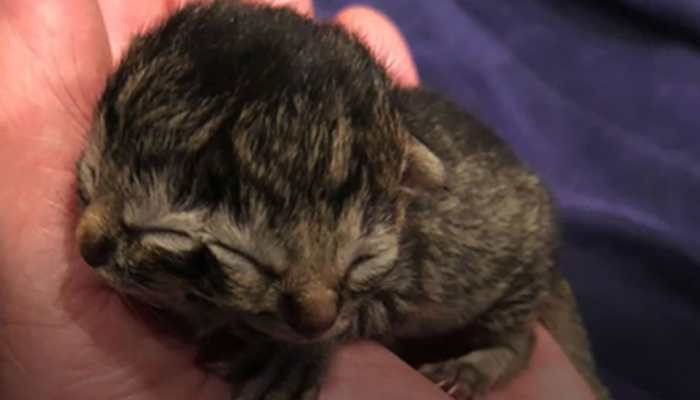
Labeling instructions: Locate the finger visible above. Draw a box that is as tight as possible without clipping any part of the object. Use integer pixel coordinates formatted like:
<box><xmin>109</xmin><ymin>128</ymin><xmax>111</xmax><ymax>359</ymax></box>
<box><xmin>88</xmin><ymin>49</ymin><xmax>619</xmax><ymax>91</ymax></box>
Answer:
<box><xmin>0</xmin><ymin>0</ymin><xmax>111</xmax><ymax>254</ymax></box>
<box><xmin>97</xmin><ymin>0</ymin><xmax>172</xmax><ymax>61</ymax></box>
<box><xmin>0</xmin><ymin>0</ymin><xmax>112</xmax><ymax>112</ymax></box>
<box><xmin>334</xmin><ymin>6</ymin><xmax>419</xmax><ymax>87</ymax></box>
<box><xmin>0</xmin><ymin>0</ymin><xmax>111</xmax><ymax>186</ymax></box>
<box><xmin>321</xmin><ymin>341</ymin><xmax>450</xmax><ymax>400</ymax></box>
<box><xmin>0</xmin><ymin>0</ymin><xmax>111</xmax><ymax>366</ymax></box>
<box><xmin>0</xmin><ymin>0</ymin><xmax>110</xmax><ymax>330</ymax></box>
<box><xmin>243</xmin><ymin>0</ymin><xmax>314</xmax><ymax>17</ymax></box>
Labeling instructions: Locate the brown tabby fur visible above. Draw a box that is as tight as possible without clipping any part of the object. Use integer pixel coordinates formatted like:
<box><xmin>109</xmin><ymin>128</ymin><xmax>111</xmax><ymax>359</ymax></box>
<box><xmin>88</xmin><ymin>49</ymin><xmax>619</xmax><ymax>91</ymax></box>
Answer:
<box><xmin>75</xmin><ymin>1</ymin><xmax>610</xmax><ymax>399</ymax></box>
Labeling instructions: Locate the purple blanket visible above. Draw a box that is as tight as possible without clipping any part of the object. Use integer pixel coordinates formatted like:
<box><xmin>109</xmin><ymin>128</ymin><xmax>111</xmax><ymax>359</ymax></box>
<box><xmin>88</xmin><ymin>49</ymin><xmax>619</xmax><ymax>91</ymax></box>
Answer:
<box><xmin>317</xmin><ymin>2</ymin><xmax>700</xmax><ymax>399</ymax></box>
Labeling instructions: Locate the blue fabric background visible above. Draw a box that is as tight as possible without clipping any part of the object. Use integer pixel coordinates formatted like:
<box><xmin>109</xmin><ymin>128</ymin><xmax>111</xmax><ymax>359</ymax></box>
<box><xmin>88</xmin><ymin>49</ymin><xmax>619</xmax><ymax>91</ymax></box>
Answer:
<box><xmin>316</xmin><ymin>2</ymin><xmax>700</xmax><ymax>399</ymax></box>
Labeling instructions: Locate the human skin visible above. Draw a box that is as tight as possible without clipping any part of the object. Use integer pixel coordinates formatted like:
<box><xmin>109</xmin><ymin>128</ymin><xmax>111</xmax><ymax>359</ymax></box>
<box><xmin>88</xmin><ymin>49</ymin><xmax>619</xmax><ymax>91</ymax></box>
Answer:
<box><xmin>0</xmin><ymin>0</ymin><xmax>595</xmax><ymax>399</ymax></box>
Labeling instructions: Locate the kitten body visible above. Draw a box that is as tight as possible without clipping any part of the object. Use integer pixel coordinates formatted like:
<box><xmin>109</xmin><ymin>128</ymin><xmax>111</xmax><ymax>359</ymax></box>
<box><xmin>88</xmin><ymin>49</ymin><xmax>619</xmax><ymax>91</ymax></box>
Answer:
<box><xmin>76</xmin><ymin>2</ymin><xmax>609</xmax><ymax>399</ymax></box>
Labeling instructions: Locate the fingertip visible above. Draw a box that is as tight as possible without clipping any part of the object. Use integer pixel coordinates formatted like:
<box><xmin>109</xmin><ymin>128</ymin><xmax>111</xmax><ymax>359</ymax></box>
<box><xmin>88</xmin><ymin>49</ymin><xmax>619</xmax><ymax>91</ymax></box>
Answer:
<box><xmin>98</xmin><ymin>0</ymin><xmax>174</xmax><ymax>62</ymax></box>
<box><xmin>322</xmin><ymin>341</ymin><xmax>449</xmax><ymax>400</ymax></box>
<box><xmin>335</xmin><ymin>6</ymin><xmax>419</xmax><ymax>87</ymax></box>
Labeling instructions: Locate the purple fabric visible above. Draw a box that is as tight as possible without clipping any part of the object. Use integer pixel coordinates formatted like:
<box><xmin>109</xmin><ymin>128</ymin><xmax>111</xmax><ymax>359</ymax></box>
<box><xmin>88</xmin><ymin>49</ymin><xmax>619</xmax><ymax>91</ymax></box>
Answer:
<box><xmin>316</xmin><ymin>2</ymin><xmax>700</xmax><ymax>399</ymax></box>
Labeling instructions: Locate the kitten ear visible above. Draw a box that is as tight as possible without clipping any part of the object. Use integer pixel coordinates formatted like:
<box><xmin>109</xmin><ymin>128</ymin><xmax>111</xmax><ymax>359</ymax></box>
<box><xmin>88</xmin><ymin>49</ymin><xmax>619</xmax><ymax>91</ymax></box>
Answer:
<box><xmin>402</xmin><ymin>135</ymin><xmax>448</xmax><ymax>193</ymax></box>
<box><xmin>394</xmin><ymin>88</ymin><xmax>449</xmax><ymax>194</ymax></box>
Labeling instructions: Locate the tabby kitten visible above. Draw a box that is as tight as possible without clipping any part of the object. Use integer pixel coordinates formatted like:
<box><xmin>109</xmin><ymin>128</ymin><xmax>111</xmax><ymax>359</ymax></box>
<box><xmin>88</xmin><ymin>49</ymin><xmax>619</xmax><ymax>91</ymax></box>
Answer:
<box><xmin>75</xmin><ymin>1</ymin><xmax>610</xmax><ymax>399</ymax></box>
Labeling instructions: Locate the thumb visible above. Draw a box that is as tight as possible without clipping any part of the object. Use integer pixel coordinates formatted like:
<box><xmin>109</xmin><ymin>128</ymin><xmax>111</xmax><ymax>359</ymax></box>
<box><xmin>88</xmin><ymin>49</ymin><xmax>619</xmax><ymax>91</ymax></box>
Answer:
<box><xmin>0</xmin><ymin>0</ymin><xmax>111</xmax><ymax>246</ymax></box>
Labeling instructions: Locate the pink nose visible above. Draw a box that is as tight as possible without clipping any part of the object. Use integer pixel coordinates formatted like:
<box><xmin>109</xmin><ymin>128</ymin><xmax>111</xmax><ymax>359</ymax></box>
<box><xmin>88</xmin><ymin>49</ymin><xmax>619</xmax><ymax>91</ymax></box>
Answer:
<box><xmin>280</xmin><ymin>292</ymin><xmax>338</xmax><ymax>338</ymax></box>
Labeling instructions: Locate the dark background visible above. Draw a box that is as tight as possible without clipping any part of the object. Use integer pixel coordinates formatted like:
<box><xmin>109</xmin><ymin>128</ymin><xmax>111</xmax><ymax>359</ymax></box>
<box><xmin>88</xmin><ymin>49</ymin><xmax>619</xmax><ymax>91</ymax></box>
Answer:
<box><xmin>315</xmin><ymin>1</ymin><xmax>700</xmax><ymax>399</ymax></box>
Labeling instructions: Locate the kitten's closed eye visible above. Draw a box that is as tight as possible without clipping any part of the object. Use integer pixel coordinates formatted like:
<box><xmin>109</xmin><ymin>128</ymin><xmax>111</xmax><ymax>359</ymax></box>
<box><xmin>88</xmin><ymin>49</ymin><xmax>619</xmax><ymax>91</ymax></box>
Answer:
<box><xmin>136</xmin><ymin>228</ymin><xmax>212</xmax><ymax>279</ymax></box>
<box><xmin>345</xmin><ymin>249</ymin><xmax>397</xmax><ymax>291</ymax></box>
<box><xmin>350</xmin><ymin>254</ymin><xmax>376</xmax><ymax>268</ymax></box>
<box><xmin>139</xmin><ymin>228</ymin><xmax>199</xmax><ymax>253</ymax></box>
<box><xmin>207</xmin><ymin>242</ymin><xmax>276</xmax><ymax>279</ymax></box>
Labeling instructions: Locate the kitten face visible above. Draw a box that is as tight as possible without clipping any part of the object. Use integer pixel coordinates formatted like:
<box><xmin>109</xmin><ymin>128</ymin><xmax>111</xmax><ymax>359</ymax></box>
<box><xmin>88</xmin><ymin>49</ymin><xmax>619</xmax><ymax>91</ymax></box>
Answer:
<box><xmin>75</xmin><ymin>4</ymin><xmax>407</xmax><ymax>344</ymax></box>
<box><xmin>76</xmin><ymin>3</ymin><xmax>443</xmax><ymax>344</ymax></box>
<box><xmin>77</xmin><ymin>108</ymin><xmax>406</xmax><ymax>342</ymax></box>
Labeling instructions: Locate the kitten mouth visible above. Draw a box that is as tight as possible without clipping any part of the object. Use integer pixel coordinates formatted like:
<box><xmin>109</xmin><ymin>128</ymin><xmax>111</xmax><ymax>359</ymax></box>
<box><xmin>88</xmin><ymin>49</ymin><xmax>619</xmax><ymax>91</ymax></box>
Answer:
<box><xmin>242</xmin><ymin>317</ymin><xmax>350</xmax><ymax>345</ymax></box>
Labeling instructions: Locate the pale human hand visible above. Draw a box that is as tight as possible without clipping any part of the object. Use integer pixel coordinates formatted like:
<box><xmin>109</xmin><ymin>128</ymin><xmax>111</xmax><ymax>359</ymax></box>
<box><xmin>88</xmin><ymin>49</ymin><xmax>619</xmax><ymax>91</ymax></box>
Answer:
<box><xmin>0</xmin><ymin>1</ymin><xmax>593</xmax><ymax>399</ymax></box>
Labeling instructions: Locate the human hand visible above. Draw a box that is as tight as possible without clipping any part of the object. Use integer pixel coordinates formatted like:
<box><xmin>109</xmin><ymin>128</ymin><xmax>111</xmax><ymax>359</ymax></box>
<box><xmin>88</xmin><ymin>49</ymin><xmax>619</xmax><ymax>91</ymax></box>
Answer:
<box><xmin>0</xmin><ymin>1</ymin><xmax>226</xmax><ymax>398</ymax></box>
<box><xmin>0</xmin><ymin>0</ymin><xmax>594</xmax><ymax>399</ymax></box>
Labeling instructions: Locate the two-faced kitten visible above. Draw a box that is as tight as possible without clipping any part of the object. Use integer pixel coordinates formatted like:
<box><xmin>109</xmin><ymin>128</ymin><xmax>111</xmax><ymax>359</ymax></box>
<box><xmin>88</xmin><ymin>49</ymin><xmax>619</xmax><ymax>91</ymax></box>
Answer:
<box><xmin>75</xmin><ymin>1</ymin><xmax>610</xmax><ymax>399</ymax></box>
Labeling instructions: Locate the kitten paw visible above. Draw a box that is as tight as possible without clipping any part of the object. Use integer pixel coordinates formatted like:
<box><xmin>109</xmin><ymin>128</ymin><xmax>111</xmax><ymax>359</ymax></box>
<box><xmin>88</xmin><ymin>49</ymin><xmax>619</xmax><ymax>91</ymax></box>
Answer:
<box><xmin>224</xmin><ymin>344</ymin><xmax>324</xmax><ymax>400</ymax></box>
<box><xmin>420</xmin><ymin>360</ymin><xmax>488</xmax><ymax>400</ymax></box>
<box><xmin>232</xmin><ymin>376</ymin><xmax>320</xmax><ymax>400</ymax></box>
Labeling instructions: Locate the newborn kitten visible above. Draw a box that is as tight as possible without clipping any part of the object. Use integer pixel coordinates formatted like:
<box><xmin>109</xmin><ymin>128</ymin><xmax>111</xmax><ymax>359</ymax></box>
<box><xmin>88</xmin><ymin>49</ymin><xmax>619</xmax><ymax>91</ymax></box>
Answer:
<box><xmin>75</xmin><ymin>1</ymin><xmax>610</xmax><ymax>399</ymax></box>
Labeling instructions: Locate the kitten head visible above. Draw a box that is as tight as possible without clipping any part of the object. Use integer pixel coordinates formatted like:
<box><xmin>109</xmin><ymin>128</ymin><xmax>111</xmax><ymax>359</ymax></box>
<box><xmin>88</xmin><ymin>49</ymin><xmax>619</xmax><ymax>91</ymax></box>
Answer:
<box><xmin>76</xmin><ymin>3</ymin><xmax>444</xmax><ymax>343</ymax></box>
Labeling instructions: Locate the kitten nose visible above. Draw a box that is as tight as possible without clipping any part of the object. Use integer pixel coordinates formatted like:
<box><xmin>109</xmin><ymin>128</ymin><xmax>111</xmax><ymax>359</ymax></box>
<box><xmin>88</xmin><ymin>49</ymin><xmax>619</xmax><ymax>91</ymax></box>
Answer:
<box><xmin>280</xmin><ymin>290</ymin><xmax>338</xmax><ymax>338</ymax></box>
<box><xmin>79</xmin><ymin>231</ymin><xmax>115</xmax><ymax>267</ymax></box>
<box><xmin>76</xmin><ymin>204</ymin><xmax>116</xmax><ymax>267</ymax></box>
